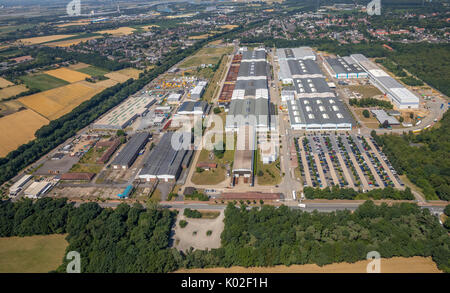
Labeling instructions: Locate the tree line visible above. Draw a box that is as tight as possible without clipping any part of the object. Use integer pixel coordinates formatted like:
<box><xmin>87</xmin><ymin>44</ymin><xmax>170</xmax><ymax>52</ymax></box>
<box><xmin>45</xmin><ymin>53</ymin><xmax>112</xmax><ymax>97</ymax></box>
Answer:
<box><xmin>349</xmin><ymin>98</ymin><xmax>393</xmax><ymax>109</ymax></box>
<box><xmin>1</xmin><ymin>198</ymin><xmax>448</xmax><ymax>272</ymax></box>
<box><xmin>303</xmin><ymin>186</ymin><xmax>414</xmax><ymax>200</ymax></box>
<box><xmin>371</xmin><ymin>110</ymin><xmax>450</xmax><ymax>201</ymax></box>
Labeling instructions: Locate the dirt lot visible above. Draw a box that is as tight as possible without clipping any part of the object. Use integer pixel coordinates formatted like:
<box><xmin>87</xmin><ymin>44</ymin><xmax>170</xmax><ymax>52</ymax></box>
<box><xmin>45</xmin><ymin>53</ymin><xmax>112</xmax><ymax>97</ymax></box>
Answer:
<box><xmin>49</xmin><ymin>186</ymin><xmax>124</xmax><ymax>200</ymax></box>
<box><xmin>175</xmin><ymin>256</ymin><xmax>441</xmax><ymax>273</ymax></box>
<box><xmin>172</xmin><ymin>209</ymin><xmax>224</xmax><ymax>252</ymax></box>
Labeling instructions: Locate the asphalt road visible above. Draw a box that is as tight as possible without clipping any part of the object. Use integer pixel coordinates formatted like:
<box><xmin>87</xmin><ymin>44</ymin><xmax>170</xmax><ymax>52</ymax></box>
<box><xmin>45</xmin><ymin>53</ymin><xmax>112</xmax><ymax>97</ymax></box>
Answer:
<box><xmin>78</xmin><ymin>200</ymin><xmax>446</xmax><ymax>215</ymax></box>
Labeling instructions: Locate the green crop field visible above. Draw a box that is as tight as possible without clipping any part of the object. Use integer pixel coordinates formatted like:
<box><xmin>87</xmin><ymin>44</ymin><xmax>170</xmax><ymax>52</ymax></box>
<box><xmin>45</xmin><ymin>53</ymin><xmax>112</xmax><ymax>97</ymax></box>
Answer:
<box><xmin>76</xmin><ymin>65</ymin><xmax>110</xmax><ymax>77</ymax></box>
<box><xmin>20</xmin><ymin>74</ymin><xmax>69</xmax><ymax>91</ymax></box>
<box><xmin>0</xmin><ymin>234</ymin><xmax>68</xmax><ymax>273</ymax></box>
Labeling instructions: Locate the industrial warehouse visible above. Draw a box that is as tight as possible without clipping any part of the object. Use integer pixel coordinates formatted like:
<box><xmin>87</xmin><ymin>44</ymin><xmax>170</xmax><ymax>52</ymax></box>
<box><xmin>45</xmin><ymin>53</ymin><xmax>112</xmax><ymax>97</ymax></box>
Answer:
<box><xmin>232</xmin><ymin>125</ymin><xmax>256</xmax><ymax>186</ymax></box>
<box><xmin>350</xmin><ymin>54</ymin><xmax>419</xmax><ymax>109</ymax></box>
<box><xmin>111</xmin><ymin>132</ymin><xmax>150</xmax><ymax>170</ymax></box>
<box><xmin>94</xmin><ymin>94</ymin><xmax>156</xmax><ymax>129</ymax></box>
<box><xmin>175</xmin><ymin>101</ymin><xmax>210</xmax><ymax>117</ymax></box>
<box><xmin>226</xmin><ymin>48</ymin><xmax>274</xmax><ymax>132</ymax></box>
<box><xmin>323</xmin><ymin>56</ymin><xmax>368</xmax><ymax>79</ymax></box>
<box><xmin>138</xmin><ymin>132</ymin><xmax>193</xmax><ymax>182</ymax></box>
<box><xmin>287</xmin><ymin>98</ymin><xmax>353</xmax><ymax>130</ymax></box>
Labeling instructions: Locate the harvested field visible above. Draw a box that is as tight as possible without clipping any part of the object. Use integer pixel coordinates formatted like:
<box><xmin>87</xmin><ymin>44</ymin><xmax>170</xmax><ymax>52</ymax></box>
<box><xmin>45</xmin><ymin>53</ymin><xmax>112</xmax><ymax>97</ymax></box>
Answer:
<box><xmin>220</xmin><ymin>24</ymin><xmax>239</xmax><ymax>29</ymax></box>
<box><xmin>0</xmin><ymin>109</ymin><xmax>49</xmax><ymax>157</ymax></box>
<box><xmin>98</xmin><ymin>27</ymin><xmax>136</xmax><ymax>35</ymax></box>
<box><xmin>0</xmin><ymin>234</ymin><xmax>68</xmax><ymax>273</ymax></box>
<box><xmin>0</xmin><ymin>77</ymin><xmax>13</xmax><ymax>88</ymax></box>
<box><xmin>20</xmin><ymin>74</ymin><xmax>69</xmax><ymax>91</ymax></box>
<box><xmin>0</xmin><ymin>100</ymin><xmax>25</xmax><ymax>116</ymax></box>
<box><xmin>188</xmin><ymin>34</ymin><xmax>211</xmax><ymax>40</ymax></box>
<box><xmin>105</xmin><ymin>68</ymin><xmax>141</xmax><ymax>82</ymax></box>
<box><xmin>0</xmin><ymin>85</ymin><xmax>28</xmax><ymax>100</ymax></box>
<box><xmin>19</xmin><ymin>34</ymin><xmax>76</xmax><ymax>45</ymax></box>
<box><xmin>176</xmin><ymin>256</ymin><xmax>441</xmax><ymax>273</ymax></box>
<box><xmin>46</xmin><ymin>36</ymin><xmax>101</xmax><ymax>47</ymax></box>
<box><xmin>44</xmin><ymin>68</ymin><xmax>91</xmax><ymax>83</ymax></box>
<box><xmin>18</xmin><ymin>82</ymin><xmax>107</xmax><ymax>120</ymax></box>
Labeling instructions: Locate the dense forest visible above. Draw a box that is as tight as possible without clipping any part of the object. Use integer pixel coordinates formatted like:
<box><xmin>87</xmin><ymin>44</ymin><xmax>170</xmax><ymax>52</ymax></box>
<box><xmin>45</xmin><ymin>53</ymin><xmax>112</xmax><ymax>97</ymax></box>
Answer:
<box><xmin>389</xmin><ymin>43</ymin><xmax>450</xmax><ymax>97</ymax></box>
<box><xmin>371</xmin><ymin>111</ymin><xmax>450</xmax><ymax>201</ymax></box>
<box><xmin>303</xmin><ymin>186</ymin><xmax>414</xmax><ymax>200</ymax></box>
<box><xmin>0</xmin><ymin>198</ymin><xmax>448</xmax><ymax>272</ymax></box>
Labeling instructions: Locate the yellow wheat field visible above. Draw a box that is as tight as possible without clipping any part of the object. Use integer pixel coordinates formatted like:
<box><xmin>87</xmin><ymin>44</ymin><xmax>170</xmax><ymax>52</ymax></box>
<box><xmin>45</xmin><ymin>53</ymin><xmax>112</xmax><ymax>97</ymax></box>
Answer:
<box><xmin>44</xmin><ymin>67</ymin><xmax>91</xmax><ymax>83</ymax></box>
<box><xmin>188</xmin><ymin>34</ymin><xmax>211</xmax><ymax>40</ymax></box>
<box><xmin>0</xmin><ymin>85</ymin><xmax>28</xmax><ymax>100</ymax></box>
<box><xmin>19</xmin><ymin>35</ymin><xmax>76</xmax><ymax>45</ymax></box>
<box><xmin>98</xmin><ymin>27</ymin><xmax>135</xmax><ymax>36</ymax></box>
<box><xmin>220</xmin><ymin>25</ymin><xmax>239</xmax><ymax>29</ymax></box>
<box><xmin>0</xmin><ymin>109</ymin><xmax>49</xmax><ymax>157</ymax></box>
<box><xmin>18</xmin><ymin>82</ymin><xmax>107</xmax><ymax>120</ymax></box>
<box><xmin>45</xmin><ymin>36</ymin><xmax>101</xmax><ymax>48</ymax></box>
<box><xmin>105</xmin><ymin>68</ymin><xmax>141</xmax><ymax>82</ymax></box>
<box><xmin>0</xmin><ymin>77</ymin><xmax>13</xmax><ymax>89</ymax></box>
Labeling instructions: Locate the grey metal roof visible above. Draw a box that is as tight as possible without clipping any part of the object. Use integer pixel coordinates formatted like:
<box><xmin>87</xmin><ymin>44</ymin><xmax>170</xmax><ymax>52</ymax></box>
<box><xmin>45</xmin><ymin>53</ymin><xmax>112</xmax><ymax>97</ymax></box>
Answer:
<box><xmin>287</xmin><ymin>98</ymin><xmax>353</xmax><ymax>126</ymax></box>
<box><xmin>241</xmin><ymin>50</ymin><xmax>266</xmax><ymax>61</ymax></box>
<box><xmin>326</xmin><ymin>57</ymin><xmax>365</xmax><ymax>75</ymax></box>
<box><xmin>287</xmin><ymin>59</ymin><xmax>322</xmax><ymax>76</ymax></box>
<box><xmin>234</xmin><ymin>79</ymin><xmax>268</xmax><ymax>96</ymax></box>
<box><xmin>293</xmin><ymin>78</ymin><xmax>332</xmax><ymax>93</ymax></box>
<box><xmin>177</xmin><ymin>101</ymin><xmax>208</xmax><ymax>114</ymax></box>
<box><xmin>111</xmin><ymin>132</ymin><xmax>150</xmax><ymax>167</ymax></box>
<box><xmin>226</xmin><ymin>98</ymin><xmax>270</xmax><ymax>128</ymax></box>
<box><xmin>371</xmin><ymin>109</ymin><xmax>400</xmax><ymax>125</ymax></box>
<box><xmin>375</xmin><ymin>75</ymin><xmax>403</xmax><ymax>89</ymax></box>
<box><xmin>139</xmin><ymin>132</ymin><xmax>190</xmax><ymax>177</ymax></box>
<box><xmin>237</xmin><ymin>61</ymin><xmax>268</xmax><ymax>78</ymax></box>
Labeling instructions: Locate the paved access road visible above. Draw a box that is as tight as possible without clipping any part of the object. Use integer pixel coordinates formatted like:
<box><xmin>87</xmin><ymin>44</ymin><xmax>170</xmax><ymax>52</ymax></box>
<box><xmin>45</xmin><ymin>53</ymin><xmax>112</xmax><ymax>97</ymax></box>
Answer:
<box><xmin>75</xmin><ymin>200</ymin><xmax>446</xmax><ymax>215</ymax></box>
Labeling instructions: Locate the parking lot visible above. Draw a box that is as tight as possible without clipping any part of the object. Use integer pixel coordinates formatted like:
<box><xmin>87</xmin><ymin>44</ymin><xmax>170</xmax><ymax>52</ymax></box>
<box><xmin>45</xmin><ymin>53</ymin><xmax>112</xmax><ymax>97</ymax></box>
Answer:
<box><xmin>297</xmin><ymin>133</ymin><xmax>404</xmax><ymax>191</ymax></box>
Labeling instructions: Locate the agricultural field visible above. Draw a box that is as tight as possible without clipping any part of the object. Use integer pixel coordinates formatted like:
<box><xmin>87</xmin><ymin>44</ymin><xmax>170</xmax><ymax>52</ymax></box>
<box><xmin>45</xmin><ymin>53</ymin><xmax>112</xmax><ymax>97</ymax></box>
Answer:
<box><xmin>176</xmin><ymin>257</ymin><xmax>441</xmax><ymax>273</ymax></box>
<box><xmin>0</xmin><ymin>85</ymin><xmax>28</xmax><ymax>100</ymax></box>
<box><xmin>188</xmin><ymin>34</ymin><xmax>212</xmax><ymax>40</ymax></box>
<box><xmin>0</xmin><ymin>234</ymin><xmax>68</xmax><ymax>273</ymax></box>
<box><xmin>98</xmin><ymin>27</ymin><xmax>136</xmax><ymax>36</ymax></box>
<box><xmin>20</xmin><ymin>74</ymin><xmax>69</xmax><ymax>91</ymax></box>
<box><xmin>18</xmin><ymin>34</ymin><xmax>76</xmax><ymax>45</ymax></box>
<box><xmin>44</xmin><ymin>68</ymin><xmax>91</xmax><ymax>83</ymax></box>
<box><xmin>75</xmin><ymin>65</ymin><xmax>109</xmax><ymax>76</ymax></box>
<box><xmin>220</xmin><ymin>24</ymin><xmax>239</xmax><ymax>30</ymax></box>
<box><xmin>18</xmin><ymin>81</ymin><xmax>109</xmax><ymax>120</ymax></box>
<box><xmin>0</xmin><ymin>77</ymin><xmax>13</xmax><ymax>88</ymax></box>
<box><xmin>45</xmin><ymin>36</ymin><xmax>101</xmax><ymax>48</ymax></box>
<box><xmin>105</xmin><ymin>68</ymin><xmax>141</xmax><ymax>82</ymax></box>
<box><xmin>0</xmin><ymin>109</ymin><xmax>49</xmax><ymax>157</ymax></box>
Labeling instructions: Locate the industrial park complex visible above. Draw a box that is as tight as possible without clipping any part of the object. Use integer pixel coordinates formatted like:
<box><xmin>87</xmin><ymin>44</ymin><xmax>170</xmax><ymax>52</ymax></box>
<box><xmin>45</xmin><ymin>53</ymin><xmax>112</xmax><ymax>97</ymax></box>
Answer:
<box><xmin>5</xmin><ymin>42</ymin><xmax>439</xmax><ymax>205</ymax></box>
